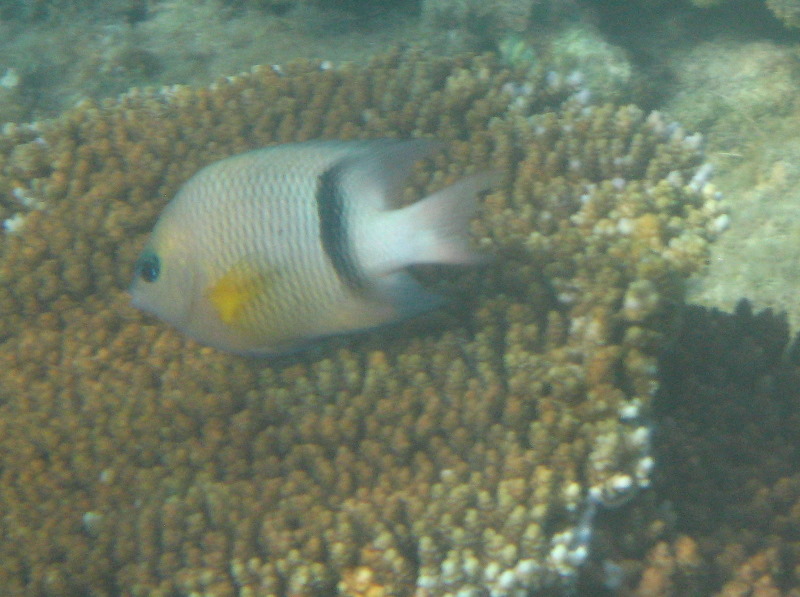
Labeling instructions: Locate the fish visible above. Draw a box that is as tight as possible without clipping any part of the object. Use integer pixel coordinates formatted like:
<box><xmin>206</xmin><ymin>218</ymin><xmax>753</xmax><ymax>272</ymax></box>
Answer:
<box><xmin>129</xmin><ymin>139</ymin><xmax>497</xmax><ymax>356</ymax></box>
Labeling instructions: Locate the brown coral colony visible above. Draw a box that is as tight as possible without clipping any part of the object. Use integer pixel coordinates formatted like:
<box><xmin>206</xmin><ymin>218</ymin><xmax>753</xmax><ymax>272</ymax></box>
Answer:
<box><xmin>0</xmin><ymin>48</ymin><xmax>721</xmax><ymax>596</ymax></box>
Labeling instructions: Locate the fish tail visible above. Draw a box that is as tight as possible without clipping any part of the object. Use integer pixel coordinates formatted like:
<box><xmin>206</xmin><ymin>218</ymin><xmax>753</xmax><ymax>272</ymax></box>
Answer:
<box><xmin>404</xmin><ymin>170</ymin><xmax>501</xmax><ymax>265</ymax></box>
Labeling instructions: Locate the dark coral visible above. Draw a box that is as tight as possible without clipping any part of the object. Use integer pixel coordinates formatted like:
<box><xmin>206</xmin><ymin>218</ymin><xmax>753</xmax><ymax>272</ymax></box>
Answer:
<box><xmin>578</xmin><ymin>301</ymin><xmax>800</xmax><ymax>595</ymax></box>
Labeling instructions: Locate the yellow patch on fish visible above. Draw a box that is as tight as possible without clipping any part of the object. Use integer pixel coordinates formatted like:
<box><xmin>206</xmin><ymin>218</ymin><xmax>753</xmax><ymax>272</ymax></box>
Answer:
<box><xmin>206</xmin><ymin>261</ymin><xmax>275</xmax><ymax>327</ymax></box>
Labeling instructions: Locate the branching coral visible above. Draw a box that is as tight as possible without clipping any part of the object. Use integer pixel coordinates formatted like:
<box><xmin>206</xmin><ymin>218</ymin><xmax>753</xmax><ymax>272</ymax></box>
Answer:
<box><xmin>0</xmin><ymin>48</ymin><xmax>721</xmax><ymax>595</ymax></box>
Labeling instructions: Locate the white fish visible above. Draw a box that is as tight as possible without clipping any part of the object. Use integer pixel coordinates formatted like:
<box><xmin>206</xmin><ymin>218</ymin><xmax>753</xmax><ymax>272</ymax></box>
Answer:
<box><xmin>130</xmin><ymin>139</ymin><xmax>496</xmax><ymax>355</ymax></box>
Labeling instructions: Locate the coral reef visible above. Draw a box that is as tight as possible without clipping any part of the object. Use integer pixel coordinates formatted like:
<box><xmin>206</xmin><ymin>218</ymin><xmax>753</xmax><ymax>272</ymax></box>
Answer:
<box><xmin>662</xmin><ymin>39</ymin><xmax>799</xmax><ymax>151</ymax></box>
<box><xmin>647</xmin><ymin>301</ymin><xmax>800</xmax><ymax>595</ymax></box>
<box><xmin>421</xmin><ymin>0</ymin><xmax>538</xmax><ymax>37</ymax></box>
<box><xmin>544</xmin><ymin>26</ymin><xmax>638</xmax><ymax>104</ymax></box>
<box><xmin>619</xmin><ymin>0</ymin><xmax>800</xmax><ymax>30</ymax></box>
<box><xmin>0</xmin><ymin>49</ymin><xmax>719</xmax><ymax>595</ymax></box>
<box><xmin>691</xmin><ymin>0</ymin><xmax>800</xmax><ymax>28</ymax></box>
<box><xmin>576</xmin><ymin>302</ymin><xmax>800</xmax><ymax>595</ymax></box>
<box><xmin>0</xmin><ymin>0</ymin><xmax>422</xmax><ymax>124</ymax></box>
<box><xmin>765</xmin><ymin>0</ymin><xmax>800</xmax><ymax>27</ymax></box>
<box><xmin>496</xmin><ymin>26</ymin><xmax>639</xmax><ymax>105</ymax></box>
<box><xmin>660</xmin><ymin>37</ymin><xmax>800</xmax><ymax>332</ymax></box>
<box><xmin>0</xmin><ymin>0</ymin><xmax>796</xmax><ymax>126</ymax></box>
<box><xmin>0</xmin><ymin>0</ymin><xmax>392</xmax><ymax>23</ymax></box>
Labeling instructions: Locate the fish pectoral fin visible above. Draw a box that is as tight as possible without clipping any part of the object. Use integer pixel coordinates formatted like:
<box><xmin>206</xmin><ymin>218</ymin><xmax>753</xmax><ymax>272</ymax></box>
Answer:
<box><xmin>378</xmin><ymin>271</ymin><xmax>445</xmax><ymax>319</ymax></box>
<box><xmin>205</xmin><ymin>258</ymin><xmax>278</xmax><ymax>328</ymax></box>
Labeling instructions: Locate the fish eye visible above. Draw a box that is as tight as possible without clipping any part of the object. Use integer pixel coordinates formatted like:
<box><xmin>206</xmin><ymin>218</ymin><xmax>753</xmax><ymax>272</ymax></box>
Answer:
<box><xmin>136</xmin><ymin>251</ymin><xmax>161</xmax><ymax>283</ymax></box>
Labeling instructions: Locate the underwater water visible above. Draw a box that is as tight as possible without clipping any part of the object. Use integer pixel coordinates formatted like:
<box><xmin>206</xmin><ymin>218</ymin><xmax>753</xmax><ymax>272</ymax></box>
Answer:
<box><xmin>1</xmin><ymin>1</ymin><xmax>800</xmax><ymax>595</ymax></box>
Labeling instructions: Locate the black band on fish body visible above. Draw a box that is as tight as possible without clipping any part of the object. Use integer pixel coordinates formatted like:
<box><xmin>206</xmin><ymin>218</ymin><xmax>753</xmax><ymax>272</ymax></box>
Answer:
<box><xmin>316</xmin><ymin>160</ymin><xmax>368</xmax><ymax>292</ymax></box>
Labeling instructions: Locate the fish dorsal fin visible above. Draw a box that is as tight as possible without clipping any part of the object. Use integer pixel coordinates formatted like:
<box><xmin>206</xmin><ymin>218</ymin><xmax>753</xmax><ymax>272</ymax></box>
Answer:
<box><xmin>206</xmin><ymin>258</ymin><xmax>278</xmax><ymax>328</ymax></box>
<box><xmin>337</xmin><ymin>138</ymin><xmax>443</xmax><ymax>210</ymax></box>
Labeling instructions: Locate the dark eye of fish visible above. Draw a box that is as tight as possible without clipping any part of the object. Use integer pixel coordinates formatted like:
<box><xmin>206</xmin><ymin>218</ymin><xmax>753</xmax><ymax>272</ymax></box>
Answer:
<box><xmin>136</xmin><ymin>251</ymin><xmax>160</xmax><ymax>283</ymax></box>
